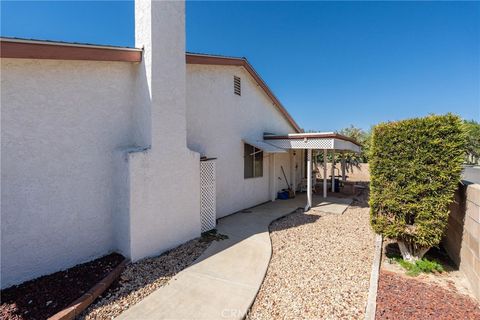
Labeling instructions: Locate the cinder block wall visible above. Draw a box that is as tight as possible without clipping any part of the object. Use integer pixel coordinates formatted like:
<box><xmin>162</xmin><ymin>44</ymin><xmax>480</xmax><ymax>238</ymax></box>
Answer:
<box><xmin>443</xmin><ymin>182</ymin><xmax>480</xmax><ymax>300</ymax></box>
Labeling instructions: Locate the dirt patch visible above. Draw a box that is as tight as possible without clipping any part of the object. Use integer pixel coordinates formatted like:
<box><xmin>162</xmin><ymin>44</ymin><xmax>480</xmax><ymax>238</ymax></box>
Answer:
<box><xmin>376</xmin><ymin>270</ymin><xmax>480</xmax><ymax>320</ymax></box>
<box><xmin>0</xmin><ymin>253</ymin><xmax>124</xmax><ymax>320</ymax></box>
<box><xmin>382</xmin><ymin>240</ymin><xmax>476</xmax><ymax>299</ymax></box>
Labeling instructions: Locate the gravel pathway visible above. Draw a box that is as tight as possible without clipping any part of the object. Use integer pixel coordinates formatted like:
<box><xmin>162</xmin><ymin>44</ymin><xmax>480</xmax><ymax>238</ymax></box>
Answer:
<box><xmin>79</xmin><ymin>237</ymin><xmax>213</xmax><ymax>319</ymax></box>
<box><xmin>248</xmin><ymin>193</ymin><xmax>375</xmax><ymax>320</ymax></box>
<box><xmin>376</xmin><ymin>270</ymin><xmax>480</xmax><ymax>319</ymax></box>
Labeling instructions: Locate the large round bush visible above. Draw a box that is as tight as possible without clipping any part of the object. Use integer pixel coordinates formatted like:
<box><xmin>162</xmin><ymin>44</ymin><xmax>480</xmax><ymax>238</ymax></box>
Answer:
<box><xmin>369</xmin><ymin>114</ymin><xmax>466</xmax><ymax>261</ymax></box>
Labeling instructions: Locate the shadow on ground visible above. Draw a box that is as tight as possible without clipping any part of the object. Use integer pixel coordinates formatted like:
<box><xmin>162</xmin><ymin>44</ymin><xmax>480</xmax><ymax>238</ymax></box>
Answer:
<box><xmin>384</xmin><ymin>242</ymin><xmax>458</xmax><ymax>272</ymax></box>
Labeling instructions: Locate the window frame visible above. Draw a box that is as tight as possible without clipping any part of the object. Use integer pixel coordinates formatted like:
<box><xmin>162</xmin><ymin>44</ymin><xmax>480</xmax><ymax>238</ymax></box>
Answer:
<box><xmin>244</xmin><ymin>143</ymin><xmax>263</xmax><ymax>179</ymax></box>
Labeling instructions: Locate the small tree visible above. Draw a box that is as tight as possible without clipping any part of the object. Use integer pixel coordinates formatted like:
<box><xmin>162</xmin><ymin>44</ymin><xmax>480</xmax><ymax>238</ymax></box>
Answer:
<box><xmin>313</xmin><ymin>125</ymin><xmax>370</xmax><ymax>168</ymax></box>
<box><xmin>338</xmin><ymin>125</ymin><xmax>371</xmax><ymax>163</ymax></box>
<box><xmin>369</xmin><ymin>114</ymin><xmax>466</xmax><ymax>261</ymax></box>
<box><xmin>463</xmin><ymin>119</ymin><xmax>480</xmax><ymax>164</ymax></box>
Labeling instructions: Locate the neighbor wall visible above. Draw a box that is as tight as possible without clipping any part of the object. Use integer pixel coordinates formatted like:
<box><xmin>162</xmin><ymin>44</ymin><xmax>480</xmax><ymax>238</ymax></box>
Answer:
<box><xmin>317</xmin><ymin>163</ymin><xmax>370</xmax><ymax>182</ymax></box>
<box><xmin>443</xmin><ymin>182</ymin><xmax>480</xmax><ymax>300</ymax></box>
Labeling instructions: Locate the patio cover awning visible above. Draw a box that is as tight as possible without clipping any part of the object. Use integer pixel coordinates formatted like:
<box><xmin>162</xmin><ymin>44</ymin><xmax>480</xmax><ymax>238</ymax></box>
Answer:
<box><xmin>242</xmin><ymin>138</ymin><xmax>287</xmax><ymax>153</ymax></box>
<box><xmin>263</xmin><ymin>132</ymin><xmax>361</xmax><ymax>210</ymax></box>
<box><xmin>263</xmin><ymin>132</ymin><xmax>361</xmax><ymax>153</ymax></box>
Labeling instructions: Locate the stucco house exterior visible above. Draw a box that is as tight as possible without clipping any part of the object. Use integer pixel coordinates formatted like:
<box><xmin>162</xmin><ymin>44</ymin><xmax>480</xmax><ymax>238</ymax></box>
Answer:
<box><xmin>186</xmin><ymin>54</ymin><xmax>305</xmax><ymax>218</ymax></box>
<box><xmin>1</xmin><ymin>0</ymin><xmax>362</xmax><ymax>289</ymax></box>
<box><xmin>0</xmin><ymin>0</ymin><xmax>309</xmax><ymax>288</ymax></box>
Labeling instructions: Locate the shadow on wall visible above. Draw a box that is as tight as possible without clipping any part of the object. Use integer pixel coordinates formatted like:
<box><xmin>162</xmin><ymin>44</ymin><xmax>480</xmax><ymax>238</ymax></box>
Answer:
<box><xmin>443</xmin><ymin>183</ymin><xmax>468</xmax><ymax>266</ymax></box>
<box><xmin>114</xmin><ymin>58</ymin><xmax>152</xmax><ymax>259</ymax></box>
<box><xmin>443</xmin><ymin>181</ymin><xmax>480</xmax><ymax>301</ymax></box>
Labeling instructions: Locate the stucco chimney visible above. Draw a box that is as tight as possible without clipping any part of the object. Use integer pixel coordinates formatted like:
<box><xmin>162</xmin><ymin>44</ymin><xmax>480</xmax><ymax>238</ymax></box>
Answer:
<box><xmin>125</xmin><ymin>0</ymin><xmax>201</xmax><ymax>261</ymax></box>
<box><xmin>134</xmin><ymin>0</ymin><xmax>188</xmax><ymax>148</ymax></box>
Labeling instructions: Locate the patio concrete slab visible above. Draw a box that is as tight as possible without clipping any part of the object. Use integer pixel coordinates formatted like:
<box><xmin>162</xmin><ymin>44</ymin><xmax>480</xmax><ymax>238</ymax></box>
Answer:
<box><xmin>310</xmin><ymin>196</ymin><xmax>352</xmax><ymax>214</ymax></box>
<box><xmin>116</xmin><ymin>195</ymin><xmax>350</xmax><ymax>320</ymax></box>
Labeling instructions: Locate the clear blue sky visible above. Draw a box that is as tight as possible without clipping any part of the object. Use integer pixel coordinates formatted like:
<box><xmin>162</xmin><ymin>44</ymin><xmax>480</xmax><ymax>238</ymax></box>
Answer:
<box><xmin>2</xmin><ymin>1</ymin><xmax>479</xmax><ymax>132</ymax></box>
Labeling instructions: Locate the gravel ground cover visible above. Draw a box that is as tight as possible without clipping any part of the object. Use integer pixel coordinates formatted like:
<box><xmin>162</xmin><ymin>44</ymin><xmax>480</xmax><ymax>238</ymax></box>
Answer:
<box><xmin>248</xmin><ymin>192</ymin><xmax>375</xmax><ymax>320</ymax></box>
<box><xmin>0</xmin><ymin>253</ymin><xmax>124</xmax><ymax>320</ymax></box>
<box><xmin>79</xmin><ymin>235</ymin><xmax>217</xmax><ymax>319</ymax></box>
<box><xmin>376</xmin><ymin>270</ymin><xmax>480</xmax><ymax>319</ymax></box>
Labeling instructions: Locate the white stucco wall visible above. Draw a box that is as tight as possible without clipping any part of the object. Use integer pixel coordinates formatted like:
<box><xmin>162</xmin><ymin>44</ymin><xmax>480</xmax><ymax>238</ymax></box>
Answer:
<box><xmin>186</xmin><ymin>64</ymin><xmax>298</xmax><ymax>217</ymax></box>
<box><xmin>1</xmin><ymin>0</ymin><xmax>201</xmax><ymax>288</ymax></box>
<box><xmin>127</xmin><ymin>0</ymin><xmax>201</xmax><ymax>261</ymax></box>
<box><xmin>0</xmin><ymin>0</ymin><xmax>303</xmax><ymax>288</ymax></box>
<box><xmin>0</xmin><ymin>58</ymin><xmax>138</xmax><ymax>288</ymax></box>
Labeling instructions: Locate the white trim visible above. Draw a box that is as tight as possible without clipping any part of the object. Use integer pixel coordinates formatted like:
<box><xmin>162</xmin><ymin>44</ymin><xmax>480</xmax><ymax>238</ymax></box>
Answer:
<box><xmin>242</xmin><ymin>138</ymin><xmax>287</xmax><ymax>153</ymax></box>
<box><xmin>323</xmin><ymin>149</ymin><xmax>328</xmax><ymax>198</ymax></box>
<box><xmin>274</xmin><ymin>132</ymin><xmax>335</xmax><ymax>138</ymax></box>
<box><xmin>265</xmin><ymin>137</ymin><xmax>361</xmax><ymax>153</ymax></box>
<box><xmin>306</xmin><ymin>149</ymin><xmax>312</xmax><ymax>211</ymax></box>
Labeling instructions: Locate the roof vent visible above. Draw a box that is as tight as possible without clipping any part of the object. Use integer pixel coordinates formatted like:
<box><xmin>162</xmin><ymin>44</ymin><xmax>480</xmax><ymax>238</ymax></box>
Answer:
<box><xmin>234</xmin><ymin>76</ymin><xmax>241</xmax><ymax>96</ymax></box>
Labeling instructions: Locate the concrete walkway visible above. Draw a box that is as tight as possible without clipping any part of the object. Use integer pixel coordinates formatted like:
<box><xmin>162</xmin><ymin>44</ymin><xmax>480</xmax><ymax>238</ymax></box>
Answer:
<box><xmin>116</xmin><ymin>195</ymin><xmax>352</xmax><ymax>320</ymax></box>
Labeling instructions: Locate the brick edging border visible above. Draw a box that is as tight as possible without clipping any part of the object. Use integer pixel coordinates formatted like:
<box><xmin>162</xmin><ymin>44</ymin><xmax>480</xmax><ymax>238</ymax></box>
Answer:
<box><xmin>48</xmin><ymin>258</ymin><xmax>129</xmax><ymax>320</ymax></box>
<box><xmin>365</xmin><ymin>234</ymin><xmax>383</xmax><ymax>320</ymax></box>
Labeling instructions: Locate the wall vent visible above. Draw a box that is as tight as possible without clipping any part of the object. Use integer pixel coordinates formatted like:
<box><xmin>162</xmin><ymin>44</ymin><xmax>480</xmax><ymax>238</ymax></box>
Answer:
<box><xmin>234</xmin><ymin>76</ymin><xmax>241</xmax><ymax>96</ymax></box>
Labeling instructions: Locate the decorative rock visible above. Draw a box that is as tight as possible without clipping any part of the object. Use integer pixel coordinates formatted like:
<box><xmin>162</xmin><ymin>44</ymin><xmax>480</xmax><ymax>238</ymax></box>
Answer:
<box><xmin>79</xmin><ymin>238</ymin><xmax>211</xmax><ymax>319</ymax></box>
<box><xmin>249</xmin><ymin>192</ymin><xmax>375</xmax><ymax>320</ymax></box>
<box><xmin>376</xmin><ymin>270</ymin><xmax>480</xmax><ymax>319</ymax></box>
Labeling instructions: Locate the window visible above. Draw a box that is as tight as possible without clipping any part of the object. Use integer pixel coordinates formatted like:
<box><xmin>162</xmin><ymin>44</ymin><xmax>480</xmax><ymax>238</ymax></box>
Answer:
<box><xmin>234</xmin><ymin>76</ymin><xmax>241</xmax><ymax>96</ymax></box>
<box><xmin>244</xmin><ymin>143</ymin><xmax>263</xmax><ymax>178</ymax></box>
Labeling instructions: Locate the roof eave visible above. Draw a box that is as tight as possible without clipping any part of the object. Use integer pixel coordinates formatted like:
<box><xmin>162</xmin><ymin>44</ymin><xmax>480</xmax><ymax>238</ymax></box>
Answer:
<box><xmin>264</xmin><ymin>133</ymin><xmax>361</xmax><ymax>147</ymax></box>
<box><xmin>0</xmin><ymin>38</ymin><xmax>142</xmax><ymax>62</ymax></box>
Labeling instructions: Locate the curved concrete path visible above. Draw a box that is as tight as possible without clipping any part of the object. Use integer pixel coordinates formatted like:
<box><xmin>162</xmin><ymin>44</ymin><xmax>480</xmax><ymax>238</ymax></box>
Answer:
<box><xmin>116</xmin><ymin>195</ymin><xmax>351</xmax><ymax>320</ymax></box>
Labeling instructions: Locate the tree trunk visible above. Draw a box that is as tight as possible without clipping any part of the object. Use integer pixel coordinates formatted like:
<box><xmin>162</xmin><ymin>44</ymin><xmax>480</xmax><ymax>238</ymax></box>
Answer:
<box><xmin>398</xmin><ymin>241</ymin><xmax>430</xmax><ymax>262</ymax></box>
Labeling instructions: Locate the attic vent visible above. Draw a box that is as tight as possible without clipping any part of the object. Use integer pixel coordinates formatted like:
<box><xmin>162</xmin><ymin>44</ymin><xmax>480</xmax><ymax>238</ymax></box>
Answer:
<box><xmin>234</xmin><ymin>76</ymin><xmax>241</xmax><ymax>96</ymax></box>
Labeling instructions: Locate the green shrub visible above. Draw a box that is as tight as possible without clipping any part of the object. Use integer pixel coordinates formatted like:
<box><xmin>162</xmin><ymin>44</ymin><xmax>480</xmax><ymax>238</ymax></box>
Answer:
<box><xmin>369</xmin><ymin>114</ymin><xmax>466</xmax><ymax>260</ymax></box>
<box><xmin>393</xmin><ymin>257</ymin><xmax>444</xmax><ymax>276</ymax></box>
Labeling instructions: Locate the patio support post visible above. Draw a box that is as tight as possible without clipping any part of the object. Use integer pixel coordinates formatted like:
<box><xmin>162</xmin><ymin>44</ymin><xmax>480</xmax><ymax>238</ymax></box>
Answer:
<box><xmin>306</xmin><ymin>149</ymin><xmax>312</xmax><ymax>211</ymax></box>
<box><xmin>323</xmin><ymin>149</ymin><xmax>327</xmax><ymax>198</ymax></box>
<box><xmin>341</xmin><ymin>154</ymin><xmax>346</xmax><ymax>181</ymax></box>
<box><xmin>331</xmin><ymin>150</ymin><xmax>335</xmax><ymax>192</ymax></box>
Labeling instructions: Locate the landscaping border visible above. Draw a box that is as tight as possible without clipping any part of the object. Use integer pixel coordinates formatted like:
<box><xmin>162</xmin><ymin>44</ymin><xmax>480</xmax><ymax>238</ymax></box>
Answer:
<box><xmin>48</xmin><ymin>258</ymin><xmax>129</xmax><ymax>320</ymax></box>
<box><xmin>365</xmin><ymin>234</ymin><xmax>383</xmax><ymax>320</ymax></box>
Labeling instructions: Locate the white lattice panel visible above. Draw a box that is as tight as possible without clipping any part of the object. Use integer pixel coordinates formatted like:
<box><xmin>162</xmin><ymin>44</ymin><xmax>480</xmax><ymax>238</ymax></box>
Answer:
<box><xmin>200</xmin><ymin>159</ymin><xmax>216</xmax><ymax>233</ymax></box>
<box><xmin>266</xmin><ymin>138</ymin><xmax>334</xmax><ymax>150</ymax></box>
